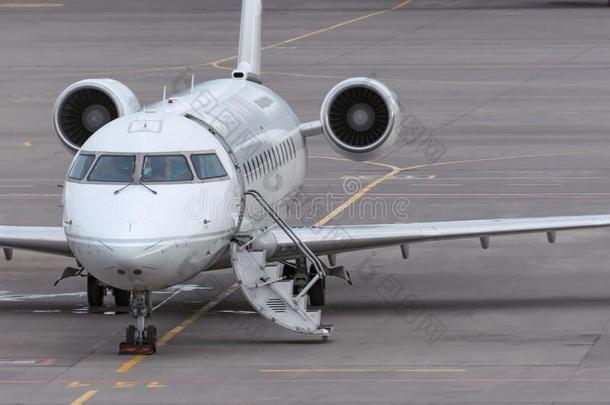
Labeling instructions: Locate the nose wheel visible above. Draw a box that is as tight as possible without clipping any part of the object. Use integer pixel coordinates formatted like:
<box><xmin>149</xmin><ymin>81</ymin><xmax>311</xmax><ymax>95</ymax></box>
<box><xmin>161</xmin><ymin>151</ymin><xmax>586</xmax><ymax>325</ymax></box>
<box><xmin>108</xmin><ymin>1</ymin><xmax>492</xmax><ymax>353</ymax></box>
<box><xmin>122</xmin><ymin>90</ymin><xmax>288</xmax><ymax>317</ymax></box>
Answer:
<box><xmin>119</xmin><ymin>291</ymin><xmax>157</xmax><ymax>355</ymax></box>
<box><xmin>87</xmin><ymin>274</ymin><xmax>105</xmax><ymax>307</ymax></box>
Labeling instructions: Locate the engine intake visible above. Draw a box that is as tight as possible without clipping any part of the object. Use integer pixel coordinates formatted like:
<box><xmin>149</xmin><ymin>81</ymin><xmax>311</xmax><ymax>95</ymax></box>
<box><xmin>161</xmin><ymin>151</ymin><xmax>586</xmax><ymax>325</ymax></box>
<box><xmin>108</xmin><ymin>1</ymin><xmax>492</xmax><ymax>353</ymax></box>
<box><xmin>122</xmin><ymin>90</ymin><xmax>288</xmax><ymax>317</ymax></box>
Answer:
<box><xmin>320</xmin><ymin>77</ymin><xmax>401</xmax><ymax>161</ymax></box>
<box><xmin>53</xmin><ymin>79</ymin><xmax>141</xmax><ymax>152</ymax></box>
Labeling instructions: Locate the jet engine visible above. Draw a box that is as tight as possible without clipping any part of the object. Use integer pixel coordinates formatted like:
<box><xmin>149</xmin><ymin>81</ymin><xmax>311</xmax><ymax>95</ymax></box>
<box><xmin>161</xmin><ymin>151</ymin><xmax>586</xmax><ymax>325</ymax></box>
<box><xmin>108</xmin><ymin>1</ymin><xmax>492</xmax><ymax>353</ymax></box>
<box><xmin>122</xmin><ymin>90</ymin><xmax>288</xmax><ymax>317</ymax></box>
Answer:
<box><xmin>320</xmin><ymin>77</ymin><xmax>402</xmax><ymax>161</ymax></box>
<box><xmin>53</xmin><ymin>79</ymin><xmax>141</xmax><ymax>152</ymax></box>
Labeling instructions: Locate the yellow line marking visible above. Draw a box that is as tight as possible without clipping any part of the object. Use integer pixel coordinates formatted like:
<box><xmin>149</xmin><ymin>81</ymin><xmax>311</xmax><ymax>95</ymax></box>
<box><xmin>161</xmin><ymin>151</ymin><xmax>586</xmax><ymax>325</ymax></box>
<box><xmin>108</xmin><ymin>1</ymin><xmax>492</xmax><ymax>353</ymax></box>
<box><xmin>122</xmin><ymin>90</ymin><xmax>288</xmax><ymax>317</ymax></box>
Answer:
<box><xmin>112</xmin><ymin>381</ymin><xmax>136</xmax><ymax>388</ymax></box>
<box><xmin>399</xmin><ymin>150</ymin><xmax>598</xmax><ymax>172</ymax></box>
<box><xmin>260</xmin><ymin>368</ymin><xmax>466</xmax><ymax>373</ymax></box>
<box><xmin>114</xmin><ymin>355</ymin><xmax>143</xmax><ymax>374</ymax></box>
<box><xmin>263</xmin><ymin>0</ymin><xmax>413</xmax><ymax>50</ymax></box>
<box><xmin>116</xmin><ymin>284</ymin><xmax>240</xmax><ymax>373</ymax></box>
<box><xmin>312</xmin><ymin>151</ymin><xmax>605</xmax><ymax>227</ymax></box>
<box><xmin>372</xmin><ymin>151</ymin><xmax>605</xmax><ymax>194</ymax></box>
<box><xmin>66</xmin><ymin>0</ymin><xmax>412</xmax><ymax>77</ymax></box>
<box><xmin>146</xmin><ymin>381</ymin><xmax>166</xmax><ymax>388</ymax></box>
<box><xmin>66</xmin><ymin>381</ymin><xmax>90</xmax><ymax>388</ymax></box>
<box><xmin>315</xmin><ymin>161</ymin><xmax>401</xmax><ymax>226</ymax></box>
<box><xmin>427</xmin><ymin>175</ymin><xmax>437</xmax><ymax>180</ymax></box>
<box><xmin>159</xmin><ymin>283</ymin><xmax>239</xmax><ymax>345</ymax></box>
<box><xmin>0</xmin><ymin>2</ymin><xmax>63</xmax><ymax>8</ymax></box>
<box><xmin>69</xmin><ymin>390</ymin><xmax>97</xmax><ymax>405</ymax></box>
<box><xmin>211</xmin><ymin>0</ymin><xmax>412</xmax><ymax>71</ymax></box>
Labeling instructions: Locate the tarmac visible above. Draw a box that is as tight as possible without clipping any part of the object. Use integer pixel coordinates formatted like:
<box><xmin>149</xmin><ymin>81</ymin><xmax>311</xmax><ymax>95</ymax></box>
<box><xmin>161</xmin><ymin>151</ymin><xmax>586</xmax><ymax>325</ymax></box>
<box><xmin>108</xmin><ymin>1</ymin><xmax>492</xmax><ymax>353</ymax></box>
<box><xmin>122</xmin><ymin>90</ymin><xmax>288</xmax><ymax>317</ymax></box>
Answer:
<box><xmin>2</xmin><ymin>0</ymin><xmax>610</xmax><ymax>403</ymax></box>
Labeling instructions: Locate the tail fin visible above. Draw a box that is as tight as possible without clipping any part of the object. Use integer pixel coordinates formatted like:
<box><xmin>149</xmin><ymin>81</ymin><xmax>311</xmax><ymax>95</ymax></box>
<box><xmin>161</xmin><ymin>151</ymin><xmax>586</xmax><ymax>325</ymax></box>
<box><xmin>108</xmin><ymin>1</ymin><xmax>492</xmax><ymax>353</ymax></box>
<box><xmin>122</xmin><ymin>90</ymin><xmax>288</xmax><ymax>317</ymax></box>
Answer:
<box><xmin>233</xmin><ymin>0</ymin><xmax>262</xmax><ymax>84</ymax></box>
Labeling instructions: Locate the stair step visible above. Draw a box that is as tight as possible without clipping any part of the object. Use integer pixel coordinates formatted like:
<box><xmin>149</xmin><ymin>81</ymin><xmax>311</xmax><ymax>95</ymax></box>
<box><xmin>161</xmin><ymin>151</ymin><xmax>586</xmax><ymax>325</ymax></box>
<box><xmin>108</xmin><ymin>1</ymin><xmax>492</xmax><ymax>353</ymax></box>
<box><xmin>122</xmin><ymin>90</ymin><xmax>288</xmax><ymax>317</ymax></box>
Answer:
<box><xmin>264</xmin><ymin>265</ymin><xmax>282</xmax><ymax>279</ymax></box>
<box><xmin>231</xmin><ymin>243</ymin><xmax>330</xmax><ymax>337</ymax></box>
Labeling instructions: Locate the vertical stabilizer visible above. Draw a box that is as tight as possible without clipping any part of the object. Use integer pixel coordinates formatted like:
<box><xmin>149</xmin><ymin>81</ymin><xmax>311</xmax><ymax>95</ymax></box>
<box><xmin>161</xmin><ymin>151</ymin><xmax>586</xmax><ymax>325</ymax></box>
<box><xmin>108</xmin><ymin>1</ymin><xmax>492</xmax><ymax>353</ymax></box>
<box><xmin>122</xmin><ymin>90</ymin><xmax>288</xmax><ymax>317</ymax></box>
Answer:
<box><xmin>233</xmin><ymin>0</ymin><xmax>262</xmax><ymax>84</ymax></box>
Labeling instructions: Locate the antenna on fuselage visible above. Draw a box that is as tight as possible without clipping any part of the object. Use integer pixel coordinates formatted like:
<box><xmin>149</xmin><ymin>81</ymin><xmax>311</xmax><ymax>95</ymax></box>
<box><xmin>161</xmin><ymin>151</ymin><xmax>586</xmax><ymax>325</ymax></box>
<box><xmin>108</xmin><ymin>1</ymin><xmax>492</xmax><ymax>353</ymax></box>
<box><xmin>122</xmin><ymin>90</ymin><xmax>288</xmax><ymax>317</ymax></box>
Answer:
<box><xmin>232</xmin><ymin>0</ymin><xmax>262</xmax><ymax>84</ymax></box>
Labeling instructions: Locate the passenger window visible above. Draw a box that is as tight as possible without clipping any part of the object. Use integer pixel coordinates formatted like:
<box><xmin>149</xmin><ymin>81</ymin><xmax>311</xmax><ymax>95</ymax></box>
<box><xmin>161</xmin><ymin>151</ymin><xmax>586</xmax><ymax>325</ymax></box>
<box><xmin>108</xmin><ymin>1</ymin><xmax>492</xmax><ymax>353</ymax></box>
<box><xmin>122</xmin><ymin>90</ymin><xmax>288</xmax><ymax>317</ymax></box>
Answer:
<box><xmin>142</xmin><ymin>155</ymin><xmax>193</xmax><ymax>182</ymax></box>
<box><xmin>269</xmin><ymin>150</ymin><xmax>276</xmax><ymax>170</ymax></box>
<box><xmin>68</xmin><ymin>154</ymin><xmax>95</xmax><ymax>180</ymax></box>
<box><xmin>265</xmin><ymin>151</ymin><xmax>271</xmax><ymax>171</ymax></box>
<box><xmin>289</xmin><ymin>138</ymin><xmax>296</xmax><ymax>157</ymax></box>
<box><xmin>191</xmin><ymin>153</ymin><xmax>227</xmax><ymax>180</ymax></box>
<box><xmin>256</xmin><ymin>156</ymin><xmax>262</xmax><ymax>175</ymax></box>
<box><xmin>273</xmin><ymin>147</ymin><xmax>278</xmax><ymax>168</ymax></box>
<box><xmin>88</xmin><ymin>155</ymin><xmax>135</xmax><ymax>183</ymax></box>
<box><xmin>281</xmin><ymin>142</ymin><xmax>287</xmax><ymax>164</ymax></box>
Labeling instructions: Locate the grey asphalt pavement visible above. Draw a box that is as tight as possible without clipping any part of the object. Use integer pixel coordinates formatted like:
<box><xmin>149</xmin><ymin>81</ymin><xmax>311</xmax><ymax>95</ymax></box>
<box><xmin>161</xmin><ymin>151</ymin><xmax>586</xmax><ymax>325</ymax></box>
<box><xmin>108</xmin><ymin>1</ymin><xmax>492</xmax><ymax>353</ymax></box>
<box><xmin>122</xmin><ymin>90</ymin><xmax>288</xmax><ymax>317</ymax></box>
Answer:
<box><xmin>2</xmin><ymin>0</ymin><xmax>610</xmax><ymax>404</ymax></box>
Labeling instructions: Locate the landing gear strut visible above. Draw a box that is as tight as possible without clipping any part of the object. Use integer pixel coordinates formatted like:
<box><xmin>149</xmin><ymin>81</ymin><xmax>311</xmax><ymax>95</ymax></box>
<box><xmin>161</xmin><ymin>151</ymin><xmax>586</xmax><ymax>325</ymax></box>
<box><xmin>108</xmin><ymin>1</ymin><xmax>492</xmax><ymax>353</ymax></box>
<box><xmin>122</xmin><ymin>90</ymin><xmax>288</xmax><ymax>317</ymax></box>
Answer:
<box><xmin>308</xmin><ymin>264</ymin><xmax>326</xmax><ymax>307</ymax></box>
<box><xmin>292</xmin><ymin>257</ymin><xmax>308</xmax><ymax>294</ymax></box>
<box><xmin>119</xmin><ymin>291</ymin><xmax>157</xmax><ymax>355</ymax></box>
<box><xmin>287</xmin><ymin>259</ymin><xmax>326</xmax><ymax>306</ymax></box>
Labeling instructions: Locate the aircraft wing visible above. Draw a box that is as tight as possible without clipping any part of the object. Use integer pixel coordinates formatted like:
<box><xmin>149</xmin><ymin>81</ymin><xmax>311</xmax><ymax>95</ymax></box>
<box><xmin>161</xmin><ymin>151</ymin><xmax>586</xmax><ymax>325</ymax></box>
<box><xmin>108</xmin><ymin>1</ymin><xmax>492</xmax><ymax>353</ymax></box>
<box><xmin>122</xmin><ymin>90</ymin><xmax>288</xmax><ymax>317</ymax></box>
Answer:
<box><xmin>0</xmin><ymin>226</ymin><xmax>72</xmax><ymax>257</ymax></box>
<box><xmin>258</xmin><ymin>215</ymin><xmax>610</xmax><ymax>260</ymax></box>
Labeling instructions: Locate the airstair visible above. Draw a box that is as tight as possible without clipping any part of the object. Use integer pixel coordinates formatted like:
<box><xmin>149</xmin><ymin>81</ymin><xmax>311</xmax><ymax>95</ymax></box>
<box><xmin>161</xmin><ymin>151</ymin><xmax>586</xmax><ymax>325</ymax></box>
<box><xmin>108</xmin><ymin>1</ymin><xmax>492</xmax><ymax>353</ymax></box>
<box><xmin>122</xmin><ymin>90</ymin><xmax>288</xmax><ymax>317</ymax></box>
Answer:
<box><xmin>229</xmin><ymin>190</ymin><xmax>331</xmax><ymax>337</ymax></box>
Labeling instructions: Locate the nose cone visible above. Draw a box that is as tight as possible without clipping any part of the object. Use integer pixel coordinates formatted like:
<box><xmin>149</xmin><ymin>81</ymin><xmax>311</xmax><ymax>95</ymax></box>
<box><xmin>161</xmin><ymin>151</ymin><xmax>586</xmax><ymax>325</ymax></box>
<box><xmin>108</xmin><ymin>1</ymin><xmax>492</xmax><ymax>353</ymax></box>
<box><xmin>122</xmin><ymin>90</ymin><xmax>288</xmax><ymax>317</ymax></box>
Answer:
<box><xmin>64</xmin><ymin>181</ymin><xmax>239</xmax><ymax>291</ymax></box>
<box><xmin>71</xmin><ymin>236</ymin><xmax>227</xmax><ymax>291</ymax></box>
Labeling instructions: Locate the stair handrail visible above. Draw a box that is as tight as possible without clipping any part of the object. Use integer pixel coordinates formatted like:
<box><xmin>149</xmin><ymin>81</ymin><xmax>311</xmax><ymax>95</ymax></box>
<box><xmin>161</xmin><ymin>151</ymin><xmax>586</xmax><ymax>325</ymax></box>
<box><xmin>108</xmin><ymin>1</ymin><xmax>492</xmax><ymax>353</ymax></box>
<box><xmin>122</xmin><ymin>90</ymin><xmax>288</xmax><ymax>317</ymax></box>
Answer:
<box><xmin>244</xmin><ymin>190</ymin><xmax>326</xmax><ymax>289</ymax></box>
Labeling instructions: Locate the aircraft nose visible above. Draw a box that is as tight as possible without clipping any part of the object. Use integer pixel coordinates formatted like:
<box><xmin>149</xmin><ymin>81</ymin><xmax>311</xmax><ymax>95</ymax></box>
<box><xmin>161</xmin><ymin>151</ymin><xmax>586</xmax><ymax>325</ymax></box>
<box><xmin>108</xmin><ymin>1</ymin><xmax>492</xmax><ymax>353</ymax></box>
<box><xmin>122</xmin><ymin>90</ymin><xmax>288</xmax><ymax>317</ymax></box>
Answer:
<box><xmin>106</xmin><ymin>244</ymin><xmax>151</xmax><ymax>274</ymax></box>
<box><xmin>71</xmin><ymin>240</ymin><xmax>162</xmax><ymax>290</ymax></box>
<box><xmin>71</xmin><ymin>234</ymin><xmax>225</xmax><ymax>291</ymax></box>
<box><xmin>71</xmin><ymin>239</ymin><xmax>179</xmax><ymax>290</ymax></box>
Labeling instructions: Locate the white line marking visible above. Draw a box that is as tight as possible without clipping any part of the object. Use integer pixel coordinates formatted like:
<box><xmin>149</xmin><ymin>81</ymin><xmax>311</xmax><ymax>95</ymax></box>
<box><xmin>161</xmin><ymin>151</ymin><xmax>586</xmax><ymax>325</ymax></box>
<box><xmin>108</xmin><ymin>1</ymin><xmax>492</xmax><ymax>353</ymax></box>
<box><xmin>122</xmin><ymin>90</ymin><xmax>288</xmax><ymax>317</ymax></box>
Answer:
<box><xmin>508</xmin><ymin>183</ymin><xmax>562</xmax><ymax>186</ymax></box>
<box><xmin>408</xmin><ymin>183</ymin><xmax>463</xmax><ymax>187</ymax></box>
<box><xmin>0</xmin><ymin>193</ymin><xmax>60</xmax><ymax>198</ymax></box>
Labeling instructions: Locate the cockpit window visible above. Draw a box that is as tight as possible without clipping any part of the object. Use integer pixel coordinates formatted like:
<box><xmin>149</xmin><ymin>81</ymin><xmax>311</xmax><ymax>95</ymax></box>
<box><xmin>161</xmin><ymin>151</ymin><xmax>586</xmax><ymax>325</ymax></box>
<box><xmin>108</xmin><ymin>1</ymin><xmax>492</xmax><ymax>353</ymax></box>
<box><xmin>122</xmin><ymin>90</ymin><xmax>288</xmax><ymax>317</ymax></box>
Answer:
<box><xmin>68</xmin><ymin>154</ymin><xmax>95</xmax><ymax>180</ymax></box>
<box><xmin>87</xmin><ymin>155</ymin><xmax>135</xmax><ymax>182</ymax></box>
<box><xmin>141</xmin><ymin>155</ymin><xmax>193</xmax><ymax>182</ymax></box>
<box><xmin>191</xmin><ymin>153</ymin><xmax>227</xmax><ymax>179</ymax></box>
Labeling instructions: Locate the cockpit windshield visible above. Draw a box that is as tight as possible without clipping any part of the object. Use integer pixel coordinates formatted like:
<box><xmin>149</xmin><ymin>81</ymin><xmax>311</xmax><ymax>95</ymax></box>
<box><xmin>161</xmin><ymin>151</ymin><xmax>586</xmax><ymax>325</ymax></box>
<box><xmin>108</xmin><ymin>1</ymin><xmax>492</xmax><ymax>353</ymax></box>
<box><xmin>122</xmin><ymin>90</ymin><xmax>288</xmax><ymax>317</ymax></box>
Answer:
<box><xmin>68</xmin><ymin>152</ymin><xmax>227</xmax><ymax>184</ymax></box>
<box><xmin>68</xmin><ymin>154</ymin><xmax>95</xmax><ymax>180</ymax></box>
<box><xmin>88</xmin><ymin>155</ymin><xmax>136</xmax><ymax>183</ymax></box>
<box><xmin>191</xmin><ymin>153</ymin><xmax>227</xmax><ymax>179</ymax></box>
<box><xmin>141</xmin><ymin>155</ymin><xmax>193</xmax><ymax>182</ymax></box>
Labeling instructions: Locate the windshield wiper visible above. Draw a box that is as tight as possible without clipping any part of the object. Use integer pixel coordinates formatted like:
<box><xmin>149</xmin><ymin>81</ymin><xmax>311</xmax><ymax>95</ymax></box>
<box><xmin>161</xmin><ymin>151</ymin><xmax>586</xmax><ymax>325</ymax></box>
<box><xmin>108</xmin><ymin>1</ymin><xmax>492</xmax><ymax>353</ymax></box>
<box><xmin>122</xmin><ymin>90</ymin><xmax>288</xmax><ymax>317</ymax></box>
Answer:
<box><xmin>138</xmin><ymin>179</ymin><xmax>158</xmax><ymax>195</ymax></box>
<box><xmin>114</xmin><ymin>183</ymin><xmax>133</xmax><ymax>195</ymax></box>
<box><xmin>113</xmin><ymin>179</ymin><xmax>158</xmax><ymax>195</ymax></box>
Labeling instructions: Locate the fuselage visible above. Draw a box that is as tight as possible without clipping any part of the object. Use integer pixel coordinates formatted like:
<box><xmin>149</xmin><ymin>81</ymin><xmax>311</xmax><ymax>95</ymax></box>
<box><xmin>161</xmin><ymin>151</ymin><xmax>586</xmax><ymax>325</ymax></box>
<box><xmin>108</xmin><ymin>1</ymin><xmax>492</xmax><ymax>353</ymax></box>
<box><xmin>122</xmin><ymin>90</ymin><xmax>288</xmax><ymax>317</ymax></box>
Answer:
<box><xmin>62</xmin><ymin>79</ymin><xmax>306</xmax><ymax>290</ymax></box>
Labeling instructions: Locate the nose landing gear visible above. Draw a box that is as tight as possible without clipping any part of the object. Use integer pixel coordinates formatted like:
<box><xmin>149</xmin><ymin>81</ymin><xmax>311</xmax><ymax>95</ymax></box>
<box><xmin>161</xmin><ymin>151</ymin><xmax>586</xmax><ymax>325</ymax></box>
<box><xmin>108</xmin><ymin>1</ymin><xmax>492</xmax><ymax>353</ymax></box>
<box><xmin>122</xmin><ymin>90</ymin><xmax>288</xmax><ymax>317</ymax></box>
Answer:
<box><xmin>87</xmin><ymin>274</ymin><xmax>104</xmax><ymax>307</ymax></box>
<box><xmin>85</xmin><ymin>274</ymin><xmax>131</xmax><ymax>307</ymax></box>
<box><xmin>119</xmin><ymin>291</ymin><xmax>157</xmax><ymax>355</ymax></box>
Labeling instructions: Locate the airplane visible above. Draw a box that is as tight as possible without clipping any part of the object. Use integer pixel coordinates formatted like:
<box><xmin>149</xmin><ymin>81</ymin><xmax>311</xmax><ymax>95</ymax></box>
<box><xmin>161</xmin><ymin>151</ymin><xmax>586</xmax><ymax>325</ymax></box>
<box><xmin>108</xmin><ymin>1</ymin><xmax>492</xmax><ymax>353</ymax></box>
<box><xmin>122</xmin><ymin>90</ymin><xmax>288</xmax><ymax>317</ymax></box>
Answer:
<box><xmin>2</xmin><ymin>0</ymin><xmax>610</xmax><ymax>355</ymax></box>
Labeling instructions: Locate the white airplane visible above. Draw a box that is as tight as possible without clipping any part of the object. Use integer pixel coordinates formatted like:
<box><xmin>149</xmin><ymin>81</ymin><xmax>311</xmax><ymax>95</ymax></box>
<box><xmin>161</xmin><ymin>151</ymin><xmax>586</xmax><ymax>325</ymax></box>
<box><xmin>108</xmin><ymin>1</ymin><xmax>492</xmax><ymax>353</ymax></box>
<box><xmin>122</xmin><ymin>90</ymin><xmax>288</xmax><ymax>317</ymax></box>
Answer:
<box><xmin>2</xmin><ymin>0</ymin><xmax>610</xmax><ymax>355</ymax></box>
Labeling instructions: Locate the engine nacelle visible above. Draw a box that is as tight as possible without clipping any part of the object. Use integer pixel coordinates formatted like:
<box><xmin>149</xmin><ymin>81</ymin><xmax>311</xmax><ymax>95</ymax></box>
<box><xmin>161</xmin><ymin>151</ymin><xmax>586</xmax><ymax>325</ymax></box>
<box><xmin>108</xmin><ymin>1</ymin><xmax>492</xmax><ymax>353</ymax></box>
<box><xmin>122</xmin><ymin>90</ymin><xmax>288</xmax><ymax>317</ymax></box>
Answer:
<box><xmin>53</xmin><ymin>79</ymin><xmax>141</xmax><ymax>152</ymax></box>
<box><xmin>320</xmin><ymin>77</ymin><xmax>402</xmax><ymax>161</ymax></box>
